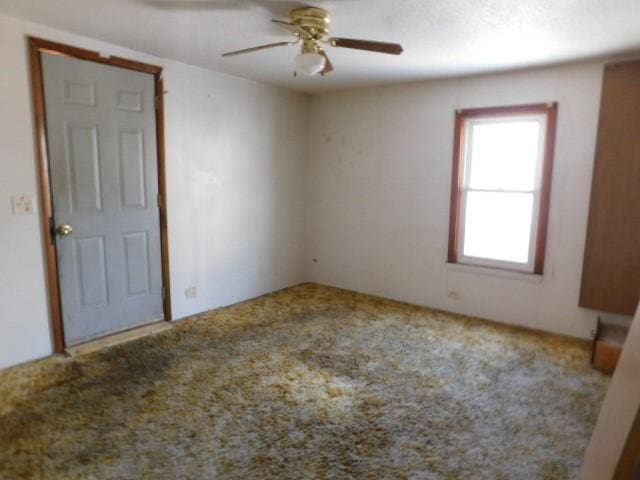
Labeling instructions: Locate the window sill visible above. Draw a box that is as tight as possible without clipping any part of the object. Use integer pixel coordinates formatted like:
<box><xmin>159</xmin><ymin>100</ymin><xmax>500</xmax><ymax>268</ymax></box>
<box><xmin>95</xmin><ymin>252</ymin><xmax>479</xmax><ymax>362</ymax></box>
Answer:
<box><xmin>445</xmin><ymin>262</ymin><xmax>544</xmax><ymax>283</ymax></box>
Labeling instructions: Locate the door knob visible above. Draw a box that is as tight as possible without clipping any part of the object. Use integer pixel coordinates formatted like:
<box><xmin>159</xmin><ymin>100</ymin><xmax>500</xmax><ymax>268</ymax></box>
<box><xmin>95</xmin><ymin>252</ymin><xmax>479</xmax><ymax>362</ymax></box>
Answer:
<box><xmin>56</xmin><ymin>224</ymin><xmax>73</xmax><ymax>236</ymax></box>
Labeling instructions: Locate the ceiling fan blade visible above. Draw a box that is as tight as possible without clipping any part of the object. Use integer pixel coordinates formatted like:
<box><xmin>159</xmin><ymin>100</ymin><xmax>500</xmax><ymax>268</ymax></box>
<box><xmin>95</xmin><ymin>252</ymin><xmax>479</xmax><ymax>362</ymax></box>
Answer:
<box><xmin>319</xmin><ymin>49</ymin><xmax>334</xmax><ymax>75</ymax></box>
<box><xmin>271</xmin><ymin>19</ymin><xmax>309</xmax><ymax>38</ymax></box>
<box><xmin>222</xmin><ymin>41</ymin><xmax>296</xmax><ymax>57</ymax></box>
<box><xmin>329</xmin><ymin>38</ymin><xmax>403</xmax><ymax>55</ymax></box>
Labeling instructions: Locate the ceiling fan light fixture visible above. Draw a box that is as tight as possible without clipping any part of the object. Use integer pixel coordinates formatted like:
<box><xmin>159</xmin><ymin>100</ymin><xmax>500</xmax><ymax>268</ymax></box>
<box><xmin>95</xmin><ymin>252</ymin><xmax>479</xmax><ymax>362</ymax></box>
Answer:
<box><xmin>294</xmin><ymin>52</ymin><xmax>326</xmax><ymax>76</ymax></box>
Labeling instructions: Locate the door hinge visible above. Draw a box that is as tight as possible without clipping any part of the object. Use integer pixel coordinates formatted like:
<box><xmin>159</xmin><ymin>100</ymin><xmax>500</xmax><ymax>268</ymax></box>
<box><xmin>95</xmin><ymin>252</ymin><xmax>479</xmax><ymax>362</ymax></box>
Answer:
<box><xmin>154</xmin><ymin>94</ymin><xmax>160</xmax><ymax>110</ymax></box>
<box><xmin>157</xmin><ymin>193</ymin><xmax>162</xmax><ymax>208</ymax></box>
<box><xmin>161</xmin><ymin>287</ymin><xmax>166</xmax><ymax>300</ymax></box>
<box><xmin>49</xmin><ymin>217</ymin><xmax>56</xmax><ymax>244</ymax></box>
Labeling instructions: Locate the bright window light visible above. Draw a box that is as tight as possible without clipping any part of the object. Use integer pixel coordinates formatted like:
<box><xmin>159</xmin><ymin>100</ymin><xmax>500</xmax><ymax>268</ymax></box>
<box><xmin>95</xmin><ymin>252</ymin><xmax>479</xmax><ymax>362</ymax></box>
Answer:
<box><xmin>449</xmin><ymin>105</ymin><xmax>557</xmax><ymax>273</ymax></box>
<box><xmin>463</xmin><ymin>191</ymin><xmax>534</xmax><ymax>263</ymax></box>
<box><xmin>468</xmin><ymin>121</ymin><xmax>540</xmax><ymax>191</ymax></box>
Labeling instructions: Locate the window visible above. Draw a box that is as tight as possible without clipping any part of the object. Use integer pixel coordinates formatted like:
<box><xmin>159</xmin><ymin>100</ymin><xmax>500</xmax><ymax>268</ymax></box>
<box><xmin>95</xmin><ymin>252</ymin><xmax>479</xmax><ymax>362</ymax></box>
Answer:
<box><xmin>447</xmin><ymin>103</ymin><xmax>557</xmax><ymax>274</ymax></box>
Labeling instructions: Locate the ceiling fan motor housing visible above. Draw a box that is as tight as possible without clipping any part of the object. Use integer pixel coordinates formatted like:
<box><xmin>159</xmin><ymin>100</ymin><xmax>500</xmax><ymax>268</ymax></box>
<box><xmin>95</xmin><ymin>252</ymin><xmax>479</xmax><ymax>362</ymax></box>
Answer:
<box><xmin>290</xmin><ymin>7</ymin><xmax>330</xmax><ymax>40</ymax></box>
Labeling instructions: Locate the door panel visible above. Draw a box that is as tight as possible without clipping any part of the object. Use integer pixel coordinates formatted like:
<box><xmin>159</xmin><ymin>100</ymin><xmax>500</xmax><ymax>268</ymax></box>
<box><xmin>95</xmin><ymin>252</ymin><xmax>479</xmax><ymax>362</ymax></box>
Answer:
<box><xmin>67</xmin><ymin>123</ymin><xmax>102</xmax><ymax>211</ymax></box>
<box><xmin>64</xmin><ymin>80</ymin><xmax>96</xmax><ymax>107</ymax></box>
<box><xmin>74</xmin><ymin>236</ymin><xmax>109</xmax><ymax>306</ymax></box>
<box><xmin>123</xmin><ymin>231</ymin><xmax>151</xmax><ymax>296</ymax></box>
<box><xmin>42</xmin><ymin>53</ymin><xmax>164</xmax><ymax>345</ymax></box>
<box><xmin>119</xmin><ymin>130</ymin><xmax>147</xmax><ymax>208</ymax></box>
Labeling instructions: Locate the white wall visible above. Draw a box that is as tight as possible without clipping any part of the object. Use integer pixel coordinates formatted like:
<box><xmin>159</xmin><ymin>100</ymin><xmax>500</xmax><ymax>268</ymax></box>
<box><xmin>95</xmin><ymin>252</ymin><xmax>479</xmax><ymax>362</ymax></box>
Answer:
<box><xmin>0</xmin><ymin>10</ymin><xmax>614</xmax><ymax>370</ymax></box>
<box><xmin>307</xmin><ymin>62</ymin><xmax>605</xmax><ymax>339</ymax></box>
<box><xmin>164</xmin><ymin>61</ymin><xmax>308</xmax><ymax>319</ymax></box>
<box><xmin>0</xmin><ymin>13</ymin><xmax>309</xmax><ymax>370</ymax></box>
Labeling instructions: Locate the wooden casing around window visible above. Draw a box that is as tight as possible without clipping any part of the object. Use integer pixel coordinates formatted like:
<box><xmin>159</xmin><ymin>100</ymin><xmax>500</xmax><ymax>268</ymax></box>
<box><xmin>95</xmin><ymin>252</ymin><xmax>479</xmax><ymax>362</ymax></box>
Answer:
<box><xmin>447</xmin><ymin>103</ymin><xmax>558</xmax><ymax>274</ymax></box>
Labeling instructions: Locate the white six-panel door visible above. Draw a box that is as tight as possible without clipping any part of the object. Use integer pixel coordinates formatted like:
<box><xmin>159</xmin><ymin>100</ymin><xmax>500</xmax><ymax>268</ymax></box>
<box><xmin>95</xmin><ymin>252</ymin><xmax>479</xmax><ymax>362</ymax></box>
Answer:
<box><xmin>42</xmin><ymin>53</ymin><xmax>164</xmax><ymax>345</ymax></box>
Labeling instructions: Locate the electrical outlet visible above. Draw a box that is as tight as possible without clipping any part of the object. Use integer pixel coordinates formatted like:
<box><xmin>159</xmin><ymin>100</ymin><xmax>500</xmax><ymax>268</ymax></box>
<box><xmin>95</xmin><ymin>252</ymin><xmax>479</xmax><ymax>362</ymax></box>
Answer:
<box><xmin>184</xmin><ymin>285</ymin><xmax>197</xmax><ymax>299</ymax></box>
<box><xmin>11</xmin><ymin>194</ymin><xmax>34</xmax><ymax>215</ymax></box>
<box><xmin>447</xmin><ymin>291</ymin><xmax>460</xmax><ymax>300</ymax></box>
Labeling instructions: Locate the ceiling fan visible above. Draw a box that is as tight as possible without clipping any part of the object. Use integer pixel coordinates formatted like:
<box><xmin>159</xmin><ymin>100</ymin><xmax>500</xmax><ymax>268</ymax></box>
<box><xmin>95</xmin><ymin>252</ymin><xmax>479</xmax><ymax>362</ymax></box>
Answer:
<box><xmin>221</xmin><ymin>6</ymin><xmax>404</xmax><ymax>76</ymax></box>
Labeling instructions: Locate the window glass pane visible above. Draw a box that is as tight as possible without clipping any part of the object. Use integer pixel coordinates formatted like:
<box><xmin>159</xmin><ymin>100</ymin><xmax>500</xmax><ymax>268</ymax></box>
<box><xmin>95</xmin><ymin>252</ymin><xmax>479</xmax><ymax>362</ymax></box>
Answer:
<box><xmin>463</xmin><ymin>191</ymin><xmax>534</xmax><ymax>264</ymax></box>
<box><xmin>468</xmin><ymin>120</ymin><xmax>541</xmax><ymax>191</ymax></box>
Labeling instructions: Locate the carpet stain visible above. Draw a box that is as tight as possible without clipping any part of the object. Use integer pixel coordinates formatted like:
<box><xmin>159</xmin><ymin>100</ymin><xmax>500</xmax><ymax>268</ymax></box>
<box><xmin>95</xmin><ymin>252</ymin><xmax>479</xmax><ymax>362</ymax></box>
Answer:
<box><xmin>0</xmin><ymin>283</ymin><xmax>609</xmax><ymax>479</ymax></box>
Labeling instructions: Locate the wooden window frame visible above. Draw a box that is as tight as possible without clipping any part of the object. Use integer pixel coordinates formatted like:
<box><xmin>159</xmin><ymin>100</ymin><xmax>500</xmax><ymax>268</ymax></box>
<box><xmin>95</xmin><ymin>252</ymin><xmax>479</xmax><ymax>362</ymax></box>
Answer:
<box><xmin>28</xmin><ymin>37</ymin><xmax>172</xmax><ymax>352</ymax></box>
<box><xmin>447</xmin><ymin>102</ymin><xmax>558</xmax><ymax>275</ymax></box>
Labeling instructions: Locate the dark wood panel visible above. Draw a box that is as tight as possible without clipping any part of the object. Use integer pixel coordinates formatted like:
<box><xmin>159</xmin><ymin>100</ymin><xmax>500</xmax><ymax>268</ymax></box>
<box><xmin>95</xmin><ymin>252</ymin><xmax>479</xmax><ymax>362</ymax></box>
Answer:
<box><xmin>580</xmin><ymin>60</ymin><xmax>640</xmax><ymax>316</ymax></box>
<box><xmin>592</xmin><ymin>340</ymin><xmax>622</xmax><ymax>374</ymax></box>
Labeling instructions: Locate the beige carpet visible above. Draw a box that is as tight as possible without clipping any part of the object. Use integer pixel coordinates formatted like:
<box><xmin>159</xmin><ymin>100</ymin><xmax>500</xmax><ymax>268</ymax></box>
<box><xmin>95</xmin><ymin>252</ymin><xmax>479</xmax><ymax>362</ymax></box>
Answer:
<box><xmin>0</xmin><ymin>284</ymin><xmax>608</xmax><ymax>479</ymax></box>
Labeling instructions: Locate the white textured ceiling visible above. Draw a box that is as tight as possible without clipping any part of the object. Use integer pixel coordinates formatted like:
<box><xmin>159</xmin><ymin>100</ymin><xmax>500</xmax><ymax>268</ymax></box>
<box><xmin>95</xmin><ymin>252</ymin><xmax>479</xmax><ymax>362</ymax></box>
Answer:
<box><xmin>2</xmin><ymin>0</ymin><xmax>640</xmax><ymax>92</ymax></box>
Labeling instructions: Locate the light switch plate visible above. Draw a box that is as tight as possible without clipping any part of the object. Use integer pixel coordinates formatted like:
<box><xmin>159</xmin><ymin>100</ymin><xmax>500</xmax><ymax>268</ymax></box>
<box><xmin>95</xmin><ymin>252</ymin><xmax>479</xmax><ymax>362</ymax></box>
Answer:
<box><xmin>12</xmin><ymin>194</ymin><xmax>34</xmax><ymax>215</ymax></box>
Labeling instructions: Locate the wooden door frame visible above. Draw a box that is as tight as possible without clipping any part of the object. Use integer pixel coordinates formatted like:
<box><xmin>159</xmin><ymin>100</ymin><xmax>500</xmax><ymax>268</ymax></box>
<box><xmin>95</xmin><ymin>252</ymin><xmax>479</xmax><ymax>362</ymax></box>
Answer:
<box><xmin>28</xmin><ymin>36</ymin><xmax>172</xmax><ymax>352</ymax></box>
